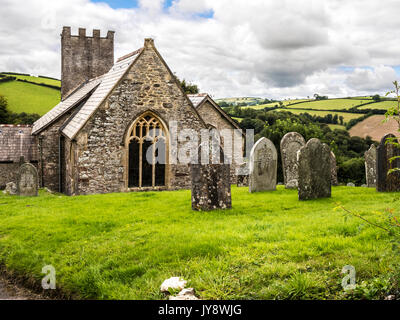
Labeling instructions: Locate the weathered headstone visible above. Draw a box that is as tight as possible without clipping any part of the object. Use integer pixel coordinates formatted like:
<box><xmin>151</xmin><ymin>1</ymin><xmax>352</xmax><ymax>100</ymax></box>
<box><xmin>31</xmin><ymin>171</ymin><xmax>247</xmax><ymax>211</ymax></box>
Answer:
<box><xmin>347</xmin><ymin>182</ymin><xmax>355</xmax><ymax>187</ymax></box>
<box><xmin>280</xmin><ymin>132</ymin><xmax>306</xmax><ymax>189</ymax></box>
<box><xmin>330</xmin><ymin>151</ymin><xmax>338</xmax><ymax>186</ymax></box>
<box><xmin>17</xmin><ymin>163</ymin><xmax>38</xmax><ymax>197</ymax></box>
<box><xmin>236</xmin><ymin>162</ymin><xmax>249</xmax><ymax>187</ymax></box>
<box><xmin>376</xmin><ymin>134</ymin><xmax>400</xmax><ymax>192</ymax></box>
<box><xmin>298</xmin><ymin>138</ymin><xmax>331</xmax><ymax>200</ymax></box>
<box><xmin>365</xmin><ymin>144</ymin><xmax>377</xmax><ymax>188</ymax></box>
<box><xmin>190</xmin><ymin>143</ymin><xmax>231</xmax><ymax>211</ymax></box>
<box><xmin>249</xmin><ymin>137</ymin><xmax>277</xmax><ymax>193</ymax></box>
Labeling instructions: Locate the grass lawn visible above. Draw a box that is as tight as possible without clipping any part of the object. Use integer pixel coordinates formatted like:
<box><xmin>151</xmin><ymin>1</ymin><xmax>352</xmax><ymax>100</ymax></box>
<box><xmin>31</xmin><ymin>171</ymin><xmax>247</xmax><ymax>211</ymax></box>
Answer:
<box><xmin>0</xmin><ymin>80</ymin><xmax>60</xmax><ymax>115</ymax></box>
<box><xmin>0</xmin><ymin>186</ymin><xmax>399</xmax><ymax>300</ymax></box>
<box><xmin>2</xmin><ymin>73</ymin><xmax>61</xmax><ymax>87</ymax></box>
<box><xmin>358</xmin><ymin>100</ymin><xmax>398</xmax><ymax>110</ymax></box>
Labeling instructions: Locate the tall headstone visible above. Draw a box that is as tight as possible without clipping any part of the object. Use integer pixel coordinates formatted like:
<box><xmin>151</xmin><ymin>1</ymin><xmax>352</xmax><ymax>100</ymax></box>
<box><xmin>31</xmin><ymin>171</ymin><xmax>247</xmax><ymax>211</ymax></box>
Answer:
<box><xmin>237</xmin><ymin>162</ymin><xmax>249</xmax><ymax>187</ymax></box>
<box><xmin>191</xmin><ymin>143</ymin><xmax>231</xmax><ymax>211</ymax></box>
<box><xmin>330</xmin><ymin>151</ymin><xmax>338</xmax><ymax>186</ymax></box>
<box><xmin>298</xmin><ymin>138</ymin><xmax>331</xmax><ymax>200</ymax></box>
<box><xmin>280</xmin><ymin>132</ymin><xmax>306</xmax><ymax>189</ymax></box>
<box><xmin>17</xmin><ymin>163</ymin><xmax>38</xmax><ymax>197</ymax></box>
<box><xmin>376</xmin><ymin>134</ymin><xmax>400</xmax><ymax>192</ymax></box>
<box><xmin>249</xmin><ymin>137</ymin><xmax>277</xmax><ymax>193</ymax></box>
<box><xmin>365</xmin><ymin>144</ymin><xmax>377</xmax><ymax>188</ymax></box>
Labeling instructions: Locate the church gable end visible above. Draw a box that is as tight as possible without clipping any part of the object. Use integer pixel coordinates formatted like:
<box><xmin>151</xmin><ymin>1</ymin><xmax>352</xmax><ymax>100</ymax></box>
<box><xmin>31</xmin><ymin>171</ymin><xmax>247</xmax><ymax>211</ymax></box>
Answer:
<box><xmin>71</xmin><ymin>39</ymin><xmax>206</xmax><ymax>195</ymax></box>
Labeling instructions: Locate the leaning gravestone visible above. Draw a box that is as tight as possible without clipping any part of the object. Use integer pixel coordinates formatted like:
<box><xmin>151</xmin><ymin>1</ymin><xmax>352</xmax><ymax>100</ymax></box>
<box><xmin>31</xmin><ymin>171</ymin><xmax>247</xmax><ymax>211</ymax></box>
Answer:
<box><xmin>190</xmin><ymin>143</ymin><xmax>231</xmax><ymax>211</ymax></box>
<box><xmin>330</xmin><ymin>151</ymin><xmax>338</xmax><ymax>186</ymax></box>
<box><xmin>376</xmin><ymin>134</ymin><xmax>400</xmax><ymax>192</ymax></box>
<box><xmin>249</xmin><ymin>137</ymin><xmax>277</xmax><ymax>193</ymax></box>
<box><xmin>237</xmin><ymin>162</ymin><xmax>249</xmax><ymax>187</ymax></box>
<box><xmin>280</xmin><ymin>132</ymin><xmax>306</xmax><ymax>189</ymax></box>
<box><xmin>298</xmin><ymin>138</ymin><xmax>331</xmax><ymax>200</ymax></box>
<box><xmin>365</xmin><ymin>144</ymin><xmax>377</xmax><ymax>188</ymax></box>
<box><xmin>17</xmin><ymin>163</ymin><xmax>38</xmax><ymax>197</ymax></box>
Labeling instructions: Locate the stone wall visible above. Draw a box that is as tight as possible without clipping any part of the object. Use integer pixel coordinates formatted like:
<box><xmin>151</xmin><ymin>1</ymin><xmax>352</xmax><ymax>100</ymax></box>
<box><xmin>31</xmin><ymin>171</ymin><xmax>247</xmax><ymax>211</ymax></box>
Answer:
<box><xmin>61</xmin><ymin>27</ymin><xmax>114</xmax><ymax>100</ymax></box>
<box><xmin>71</xmin><ymin>40</ymin><xmax>206</xmax><ymax>195</ymax></box>
<box><xmin>196</xmin><ymin>100</ymin><xmax>242</xmax><ymax>183</ymax></box>
<box><xmin>0</xmin><ymin>163</ymin><xmax>20</xmax><ymax>189</ymax></box>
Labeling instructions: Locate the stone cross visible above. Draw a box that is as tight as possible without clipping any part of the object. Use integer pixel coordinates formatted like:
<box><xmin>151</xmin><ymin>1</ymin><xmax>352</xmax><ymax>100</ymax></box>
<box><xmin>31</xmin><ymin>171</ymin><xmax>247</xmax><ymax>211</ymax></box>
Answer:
<box><xmin>280</xmin><ymin>132</ymin><xmax>305</xmax><ymax>189</ymax></box>
<box><xmin>249</xmin><ymin>137</ymin><xmax>277</xmax><ymax>193</ymax></box>
<box><xmin>376</xmin><ymin>134</ymin><xmax>400</xmax><ymax>192</ymax></box>
<box><xmin>298</xmin><ymin>138</ymin><xmax>331</xmax><ymax>200</ymax></box>
<box><xmin>190</xmin><ymin>143</ymin><xmax>231</xmax><ymax>211</ymax></box>
<box><xmin>330</xmin><ymin>151</ymin><xmax>338</xmax><ymax>186</ymax></box>
<box><xmin>17</xmin><ymin>163</ymin><xmax>38</xmax><ymax>197</ymax></box>
<box><xmin>365</xmin><ymin>144</ymin><xmax>377</xmax><ymax>188</ymax></box>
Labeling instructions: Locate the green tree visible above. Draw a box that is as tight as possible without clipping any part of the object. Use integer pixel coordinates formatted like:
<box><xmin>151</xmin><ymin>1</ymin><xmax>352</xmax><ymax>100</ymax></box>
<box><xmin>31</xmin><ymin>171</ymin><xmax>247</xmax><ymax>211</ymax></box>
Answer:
<box><xmin>179</xmin><ymin>79</ymin><xmax>199</xmax><ymax>94</ymax></box>
<box><xmin>0</xmin><ymin>94</ymin><xmax>10</xmax><ymax>124</ymax></box>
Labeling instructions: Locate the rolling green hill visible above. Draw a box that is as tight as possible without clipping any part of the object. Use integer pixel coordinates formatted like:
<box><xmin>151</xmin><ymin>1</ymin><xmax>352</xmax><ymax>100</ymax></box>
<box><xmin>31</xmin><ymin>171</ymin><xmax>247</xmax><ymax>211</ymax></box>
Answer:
<box><xmin>0</xmin><ymin>73</ymin><xmax>60</xmax><ymax>115</ymax></box>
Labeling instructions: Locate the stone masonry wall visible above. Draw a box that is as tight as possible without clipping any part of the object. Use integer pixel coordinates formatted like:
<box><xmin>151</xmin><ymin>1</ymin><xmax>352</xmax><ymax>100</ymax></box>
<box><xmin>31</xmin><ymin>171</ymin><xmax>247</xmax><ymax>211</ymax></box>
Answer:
<box><xmin>72</xmin><ymin>41</ymin><xmax>206</xmax><ymax>195</ymax></box>
<box><xmin>61</xmin><ymin>27</ymin><xmax>114</xmax><ymax>100</ymax></box>
<box><xmin>0</xmin><ymin>163</ymin><xmax>20</xmax><ymax>189</ymax></box>
<box><xmin>197</xmin><ymin>100</ymin><xmax>241</xmax><ymax>183</ymax></box>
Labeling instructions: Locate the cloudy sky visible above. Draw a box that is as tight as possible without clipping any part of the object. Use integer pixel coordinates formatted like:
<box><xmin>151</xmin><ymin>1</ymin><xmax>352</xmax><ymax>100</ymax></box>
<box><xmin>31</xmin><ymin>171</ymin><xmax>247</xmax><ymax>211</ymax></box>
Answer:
<box><xmin>1</xmin><ymin>0</ymin><xmax>400</xmax><ymax>99</ymax></box>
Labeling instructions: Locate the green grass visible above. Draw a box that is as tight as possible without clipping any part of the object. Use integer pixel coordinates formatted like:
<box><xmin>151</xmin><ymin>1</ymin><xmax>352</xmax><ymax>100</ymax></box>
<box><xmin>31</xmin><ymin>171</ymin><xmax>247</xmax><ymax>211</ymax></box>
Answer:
<box><xmin>0</xmin><ymin>186</ymin><xmax>399</xmax><ymax>300</ymax></box>
<box><xmin>328</xmin><ymin>124</ymin><xmax>347</xmax><ymax>131</ymax></box>
<box><xmin>358</xmin><ymin>100</ymin><xmax>398</xmax><ymax>110</ymax></box>
<box><xmin>276</xmin><ymin>109</ymin><xmax>363</xmax><ymax>123</ymax></box>
<box><xmin>0</xmin><ymin>80</ymin><xmax>60</xmax><ymax>115</ymax></box>
<box><xmin>287</xmin><ymin>99</ymin><xmax>373</xmax><ymax>111</ymax></box>
<box><xmin>2</xmin><ymin>73</ymin><xmax>60</xmax><ymax>87</ymax></box>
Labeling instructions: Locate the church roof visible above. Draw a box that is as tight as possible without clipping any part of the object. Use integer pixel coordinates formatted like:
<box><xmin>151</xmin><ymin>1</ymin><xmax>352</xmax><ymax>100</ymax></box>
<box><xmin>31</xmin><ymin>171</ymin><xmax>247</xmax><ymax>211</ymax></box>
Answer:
<box><xmin>32</xmin><ymin>76</ymin><xmax>103</xmax><ymax>135</ymax></box>
<box><xmin>188</xmin><ymin>93</ymin><xmax>242</xmax><ymax>131</ymax></box>
<box><xmin>0</xmin><ymin>125</ymin><xmax>37</xmax><ymax>162</ymax></box>
<box><xmin>61</xmin><ymin>49</ymin><xmax>143</xmax><ymax>139</ymax></box>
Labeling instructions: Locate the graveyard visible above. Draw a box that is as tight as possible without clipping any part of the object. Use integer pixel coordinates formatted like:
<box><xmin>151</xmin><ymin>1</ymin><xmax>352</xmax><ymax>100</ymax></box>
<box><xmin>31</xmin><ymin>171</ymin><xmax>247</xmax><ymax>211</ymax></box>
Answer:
<box><xmin>0</xmin><ymin>184</ymin><xmax>399</xmax><ymax>299</ymax></box>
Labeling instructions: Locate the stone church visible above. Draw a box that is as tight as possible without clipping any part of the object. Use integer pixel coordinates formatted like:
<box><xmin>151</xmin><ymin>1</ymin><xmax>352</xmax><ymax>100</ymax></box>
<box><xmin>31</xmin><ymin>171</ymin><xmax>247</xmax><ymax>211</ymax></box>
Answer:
<box><xmin>0</xmin><ymin>27</ymin><xmax>242</xmax><ymax>195</ymax></box>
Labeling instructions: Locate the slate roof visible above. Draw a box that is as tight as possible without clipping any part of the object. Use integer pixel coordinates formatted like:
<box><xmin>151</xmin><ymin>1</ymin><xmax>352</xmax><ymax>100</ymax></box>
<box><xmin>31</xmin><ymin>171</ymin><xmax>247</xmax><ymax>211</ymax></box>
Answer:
<box><xmin>0</xmin><ymin>125</ymin><xmax>37</xmax><ymax>162</ymax></box>
<box><xmin>62</xmin><ymin>49</ymin><xmax>143</xmax><ymax>140</ymax></box>
<box><xmin>188</xmin><ymin>93</ymin><xmax>242</xmax><ymax>130</ymax></box>
<box><xmin>32</xmin><ymin>76</ymin><xmax>103</xmax><ymax>135</ymax></box>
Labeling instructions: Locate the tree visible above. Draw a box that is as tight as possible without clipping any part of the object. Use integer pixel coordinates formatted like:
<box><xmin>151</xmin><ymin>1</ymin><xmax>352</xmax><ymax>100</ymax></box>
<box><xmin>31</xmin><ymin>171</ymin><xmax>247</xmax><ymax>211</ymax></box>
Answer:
<box><xmin>0</xmin><ymin>94</ymin><xmax>9</xmax><ymax>124</ymax></box>
<box><xmin>372</xmin><ymin>94</ymin><xmax>381</xmax><ymax>102</ymax></box>
<box><xmin>178</xmin><ymin>78</ymin><xmax>199</xmax><ymax>94</ymax></box>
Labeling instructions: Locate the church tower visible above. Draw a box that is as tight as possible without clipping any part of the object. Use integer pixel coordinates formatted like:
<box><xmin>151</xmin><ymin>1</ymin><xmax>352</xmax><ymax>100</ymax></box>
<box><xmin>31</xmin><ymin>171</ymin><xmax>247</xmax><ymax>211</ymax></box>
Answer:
<box><xmin>61</xmin><ymin>27</ymin><xmax>114</xmax><ymax>100</ymax></box>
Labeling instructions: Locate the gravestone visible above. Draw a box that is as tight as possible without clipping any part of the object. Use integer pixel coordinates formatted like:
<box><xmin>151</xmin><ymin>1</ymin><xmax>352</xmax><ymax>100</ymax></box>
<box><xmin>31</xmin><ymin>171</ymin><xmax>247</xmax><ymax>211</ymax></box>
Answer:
<box><xmin>330</xmin><ymin>151</ymin><xmax>338</xmax><ymax>186</ymax></box>
<box><xmin>376</xmin><ymin>134</ymin><xmax>400</xmax><ymax>192</ymax></box>
<box><xmin>17</xmin><ymin>163</ymin><xmax>38</xmax><ymax>197</ymax></box>
<box><xmin>298</xmin><ymin>138</ymin><xmax>331</xmax><ymax>200</ymax></box>
<box><xmin>365</xmin><ymin>144</ymin><xmax>377</xmax><ymax>188</ymax></box>
<box><xmin>237</xmin><ymin>162</ymin><xmax>249</xmax><ymax>187</ymax></box>
<box><xmin>190</xmin><ymin>143</ymin><xmax>231</xmax><ymax>211</ymax></box>
<box><xmin>249</xmin><ymin>137</ymin><xmax>277</xmax><ymax>193</ymax></box>
<box><xmin>347</xmin><ymin>182</ymin><xmax>355</xmax><ymax>187</ymax></box>
<box><xmin>280</xmin><ymin>132</ymin><xmax>306</xmax><ymax>189</ymax></box>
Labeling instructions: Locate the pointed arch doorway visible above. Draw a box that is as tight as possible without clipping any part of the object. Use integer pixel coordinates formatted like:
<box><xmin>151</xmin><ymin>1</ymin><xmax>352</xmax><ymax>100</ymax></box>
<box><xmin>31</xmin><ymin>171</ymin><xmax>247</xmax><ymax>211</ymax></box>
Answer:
<box><xmin>125</xmin><ymin>112</ymin><xmax>169</xmax><ymax>189</ymax></box>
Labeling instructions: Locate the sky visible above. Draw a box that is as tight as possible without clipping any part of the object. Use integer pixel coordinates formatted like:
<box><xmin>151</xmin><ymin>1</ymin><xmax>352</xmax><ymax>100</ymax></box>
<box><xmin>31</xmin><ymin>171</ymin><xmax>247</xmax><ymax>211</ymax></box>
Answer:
<box><xmin>1</xmin><ymin>0</ymin><xmax>400</xmax><ymax>99</ymax></box>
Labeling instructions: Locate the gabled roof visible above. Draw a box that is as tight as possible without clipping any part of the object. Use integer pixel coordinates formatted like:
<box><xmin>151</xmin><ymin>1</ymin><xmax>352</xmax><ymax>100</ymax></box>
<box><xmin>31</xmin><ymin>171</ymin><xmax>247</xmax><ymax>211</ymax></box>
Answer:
<box><xmin>61</xmin><ymin>49</ymin><xmax>143</xmax><ymax>140</ymax></box>
<box><xmin>32</xmin><ymin>76</ymin><xmax>103</xmax><ymax>135</ymax></box>
<box><xmin>0</xmin><ymin>125</ymin><xmax>37</xmax><ymax>162</ymax></box>
<box><xmin>188</xmin><ymin>93</ymin><xmax>242</xmax><ymax>131</ymax></box>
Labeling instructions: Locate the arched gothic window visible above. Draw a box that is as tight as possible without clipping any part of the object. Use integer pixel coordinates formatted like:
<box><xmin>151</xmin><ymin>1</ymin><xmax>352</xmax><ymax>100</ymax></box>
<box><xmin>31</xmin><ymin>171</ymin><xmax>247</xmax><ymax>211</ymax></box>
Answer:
<box><xmin>127</xmin><ymin>113</ymin><xmax>167</xmax><ymax>188</ymax></box>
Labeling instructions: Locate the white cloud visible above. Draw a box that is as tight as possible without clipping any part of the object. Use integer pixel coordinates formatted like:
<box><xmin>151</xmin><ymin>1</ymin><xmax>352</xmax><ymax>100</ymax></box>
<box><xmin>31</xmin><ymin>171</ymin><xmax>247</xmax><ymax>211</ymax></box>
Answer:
<box><xmin>1</xmin><ymin>0</ymin><xmax>400</xmax><ymax>99</ymax></box>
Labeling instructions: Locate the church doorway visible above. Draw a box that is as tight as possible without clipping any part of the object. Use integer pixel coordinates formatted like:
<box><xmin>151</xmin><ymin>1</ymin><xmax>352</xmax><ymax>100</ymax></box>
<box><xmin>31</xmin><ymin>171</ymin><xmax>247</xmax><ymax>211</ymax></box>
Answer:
<box><xmin>126</xmin><ymin>112</ymin><xmax>168</xmax><ymax>189</ymax></box>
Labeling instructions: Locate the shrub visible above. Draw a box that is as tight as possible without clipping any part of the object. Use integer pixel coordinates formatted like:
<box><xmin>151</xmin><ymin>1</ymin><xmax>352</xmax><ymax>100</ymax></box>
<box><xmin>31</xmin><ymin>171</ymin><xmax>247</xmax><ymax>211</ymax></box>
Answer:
<box><xmin>337</xmin><ymin>157</ymin><xmax>365</xmax><ymax>185</ymax></box>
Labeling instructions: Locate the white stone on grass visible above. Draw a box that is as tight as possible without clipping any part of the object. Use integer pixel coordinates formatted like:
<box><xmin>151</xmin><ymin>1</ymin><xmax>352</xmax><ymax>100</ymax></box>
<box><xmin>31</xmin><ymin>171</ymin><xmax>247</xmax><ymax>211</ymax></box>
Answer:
<box><xmin>169</xmin><ymin>288</ymin><xmax>199</xmax><ymax>300</ymax></box>
<box><xmin>160</xmin><ymin>277</ymin><xmax>187</xmax><ymax>293</ymax></box>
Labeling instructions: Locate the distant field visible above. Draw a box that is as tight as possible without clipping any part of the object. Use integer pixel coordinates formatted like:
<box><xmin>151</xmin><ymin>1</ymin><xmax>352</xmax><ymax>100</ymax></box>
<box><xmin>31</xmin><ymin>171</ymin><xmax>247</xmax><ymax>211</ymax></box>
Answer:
<box><xmin>0</xmin><ymin>80</ymin><xmax>60</xmax><ymax>115</ymax></box>
<box><xmin>2</xmin><ymin>73</ymin><xmax>61</xmax><ymax>87</ymax></box>
<box><xmin>277</xmin><ymin>109</ymin><xmax>363</xmax><ymax>123</ymax></box>
<box><xmin>358</xmin><ymin>100</ymin><xmax>398</xmax><ymax>110</ymax></box>
<box><xmin>349</xmin><ymin>115</ymin><xmax>399</xmax><ymax>142</ymax></box>
<box><xmin>244</xmin><ymin>99</ymin><xmax>311</xmax><ymax>110</ymax></box>
<box><xmin>328</xmin><ymin>124</ymin><xmax>347</xmax><ymax>131</ymax></box>
<box><xmin>287</xmin><ymin>98</ymin><xmax>372</xmax><ymax>110</ymax></box>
